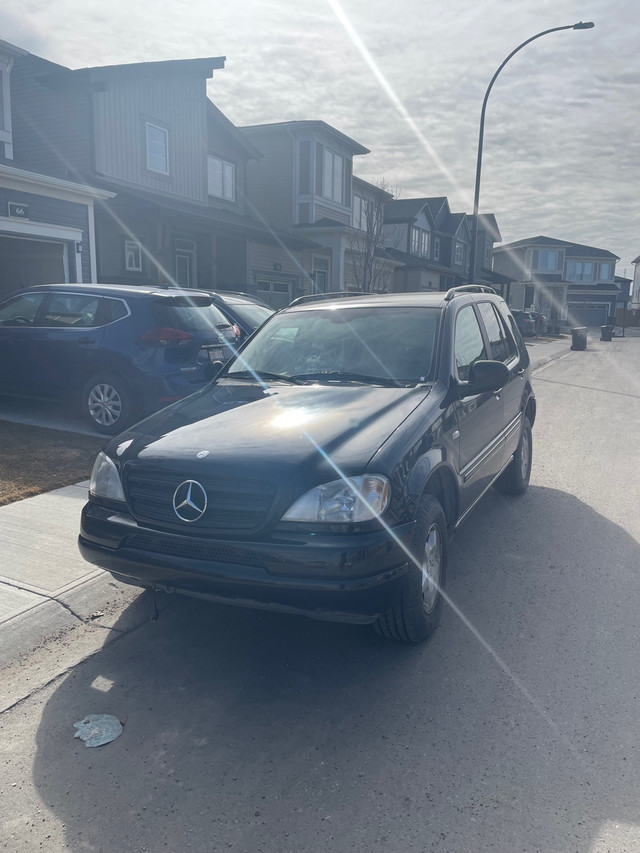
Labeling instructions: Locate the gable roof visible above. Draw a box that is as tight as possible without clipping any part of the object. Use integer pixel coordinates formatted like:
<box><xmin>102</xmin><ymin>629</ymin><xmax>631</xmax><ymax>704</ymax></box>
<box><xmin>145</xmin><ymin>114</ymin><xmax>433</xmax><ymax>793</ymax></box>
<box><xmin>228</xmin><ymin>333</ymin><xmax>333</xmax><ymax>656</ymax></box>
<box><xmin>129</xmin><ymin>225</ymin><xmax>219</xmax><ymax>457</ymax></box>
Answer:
<box><xmin>497</xmin><ymin>235</ymin><xmax>619</xmax><ymax>260</ymax></box>
<box><xmin>424</xmin><ymin>197</ymin><xmax>449</xmax><ymax>221</ymax></box>
<box><xmin>40</xmin><ymin>56</ymin><xmax>225</xmax><ymax>91</ymax></box>
<box><xmin>477</xmin><ymin>213</ymin><xmax>501</xmax><ymax>242</ymax></box>
<box><xmin>241</xmin><ymin>121</ymin><xmax>369</xmax><ymax>156</ymax></box>
<box><xmin>383</xmin><ymin>198</ymin><xmax>430</xmax><ymax>223</ymax></box>
<box><xmin>207</xmin><ymin>100</ymin><xmax>261</xmax><ymax>160</ymax></box>
<box><xmin>441</xmin><ymin>212</ymin><xmax>468</xmax><ymax>237</ymax></box>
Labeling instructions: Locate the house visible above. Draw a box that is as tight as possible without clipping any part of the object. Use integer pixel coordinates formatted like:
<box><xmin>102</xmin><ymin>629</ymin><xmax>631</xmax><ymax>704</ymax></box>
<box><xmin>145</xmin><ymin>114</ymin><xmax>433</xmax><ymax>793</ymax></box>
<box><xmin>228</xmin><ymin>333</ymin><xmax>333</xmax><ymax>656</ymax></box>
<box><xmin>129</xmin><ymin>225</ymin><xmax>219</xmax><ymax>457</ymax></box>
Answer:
<box><xmin>0</xmin><ymin>40</ymin><xmax>113</xmax><ymax>300</ymax></box>
<box><xmin>3</xmin><ymin>45</ymin><xmax>315</xmax><ymax>300</ymax></box>
<box><xmin>241</xmin><ymin>120</ymin><xmax>387</xmax><ymax>303</ymax></box>
<box><xmin>381</xmin><ymin>197</ymin><xmax>504</xmax><ymax>294</ymax></box>
<box><xmin>493</xmin><ymin>236</ymin><xmax>620</xmax><ymax>328</ymax></box>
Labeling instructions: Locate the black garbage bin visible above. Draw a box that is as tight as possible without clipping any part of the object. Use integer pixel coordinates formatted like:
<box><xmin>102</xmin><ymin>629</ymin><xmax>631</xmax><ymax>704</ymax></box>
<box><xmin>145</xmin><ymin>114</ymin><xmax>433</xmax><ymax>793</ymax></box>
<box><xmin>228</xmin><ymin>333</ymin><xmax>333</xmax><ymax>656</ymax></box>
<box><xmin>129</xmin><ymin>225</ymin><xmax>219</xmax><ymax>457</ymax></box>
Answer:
<box><xmin>600</xmin><ymin>325</ymin><xmax>614</xmax><ymax>342</ymax></box>
<box><xmin>571</xmin><ymin>327</ymin><xmax>587</xmax><ymax>351</ymax></box>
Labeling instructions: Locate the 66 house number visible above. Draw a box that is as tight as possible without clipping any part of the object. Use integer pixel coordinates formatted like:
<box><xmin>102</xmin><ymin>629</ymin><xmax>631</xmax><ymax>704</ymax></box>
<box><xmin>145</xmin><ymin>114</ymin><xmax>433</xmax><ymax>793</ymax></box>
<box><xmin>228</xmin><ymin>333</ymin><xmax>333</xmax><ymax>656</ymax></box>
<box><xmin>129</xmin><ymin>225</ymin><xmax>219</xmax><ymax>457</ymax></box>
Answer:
<box><xmin>8</xmin><ymin>202</ymin><xmax>29</xmax><ymax>219</ymax></box>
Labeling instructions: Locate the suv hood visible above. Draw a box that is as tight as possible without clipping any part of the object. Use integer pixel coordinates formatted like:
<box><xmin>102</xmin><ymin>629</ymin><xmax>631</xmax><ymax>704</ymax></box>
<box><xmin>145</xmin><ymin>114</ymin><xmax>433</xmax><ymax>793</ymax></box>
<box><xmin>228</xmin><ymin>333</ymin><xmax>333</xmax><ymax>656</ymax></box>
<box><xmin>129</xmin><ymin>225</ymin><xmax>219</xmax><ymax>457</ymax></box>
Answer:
<box><xmin>117</xmin><ymin>381</ymin><xmax>433</xmax><ymax>484</ymax></box>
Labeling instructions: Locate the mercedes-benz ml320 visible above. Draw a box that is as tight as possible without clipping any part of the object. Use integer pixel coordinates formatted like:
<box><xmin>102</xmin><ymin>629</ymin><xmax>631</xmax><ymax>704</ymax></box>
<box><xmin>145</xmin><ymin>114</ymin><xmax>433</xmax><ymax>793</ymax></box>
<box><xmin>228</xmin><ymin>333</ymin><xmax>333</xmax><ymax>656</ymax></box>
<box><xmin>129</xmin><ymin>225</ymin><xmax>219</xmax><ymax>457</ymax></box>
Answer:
<box><xmin>79</xmin><ymin>286</ymin><xmax>536</xmax><ymax>642</ymax></box>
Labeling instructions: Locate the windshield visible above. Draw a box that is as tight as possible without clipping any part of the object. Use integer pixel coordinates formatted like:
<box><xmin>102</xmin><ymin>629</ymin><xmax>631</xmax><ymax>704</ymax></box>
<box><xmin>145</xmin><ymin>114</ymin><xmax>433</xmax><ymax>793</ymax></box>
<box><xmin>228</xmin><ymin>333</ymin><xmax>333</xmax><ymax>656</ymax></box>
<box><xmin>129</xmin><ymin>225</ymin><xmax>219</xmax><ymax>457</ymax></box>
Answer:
<box><xmin>226</xmin><ymin>306</ymin><xmax>440</xmax><ymax>384</ymax></box>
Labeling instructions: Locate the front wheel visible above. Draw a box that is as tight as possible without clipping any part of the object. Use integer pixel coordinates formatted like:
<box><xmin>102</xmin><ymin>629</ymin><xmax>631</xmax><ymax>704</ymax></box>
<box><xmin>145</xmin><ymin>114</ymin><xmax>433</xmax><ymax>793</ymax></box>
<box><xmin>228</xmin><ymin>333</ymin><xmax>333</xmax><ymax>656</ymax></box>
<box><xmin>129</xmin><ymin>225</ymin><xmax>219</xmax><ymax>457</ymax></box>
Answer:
<box><xmin>374</xmin><ymin>494</ymin><xmax>448</xmax><ymax>643</ymax></box>
<box><xmin>494</xmin><ymin>416</ymin><xmax>532</xmax><ymax>496</ymax></box>
<box><xmin>81</xmin><ymin>373</ymin><xmax>132</xmax><ymax>434</ymax></box>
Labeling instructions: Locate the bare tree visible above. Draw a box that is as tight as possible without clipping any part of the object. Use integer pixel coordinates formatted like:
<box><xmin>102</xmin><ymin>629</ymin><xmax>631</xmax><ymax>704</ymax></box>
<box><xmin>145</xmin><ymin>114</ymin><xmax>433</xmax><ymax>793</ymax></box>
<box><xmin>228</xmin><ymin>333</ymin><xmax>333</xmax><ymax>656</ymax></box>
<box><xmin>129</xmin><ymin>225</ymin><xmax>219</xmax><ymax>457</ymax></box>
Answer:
<box><xmin>347</xmin><ymin>179</ymin><xmax>399</xmax><ymax>293</ymax></box>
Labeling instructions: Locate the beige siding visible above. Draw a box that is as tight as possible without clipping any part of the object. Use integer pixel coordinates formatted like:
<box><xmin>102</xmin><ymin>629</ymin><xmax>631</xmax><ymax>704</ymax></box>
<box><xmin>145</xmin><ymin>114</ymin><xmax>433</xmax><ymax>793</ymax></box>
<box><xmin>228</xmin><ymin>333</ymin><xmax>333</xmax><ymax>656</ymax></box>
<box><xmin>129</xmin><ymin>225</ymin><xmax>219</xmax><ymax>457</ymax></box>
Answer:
<box><xmin>314</xmin><ymin>202</ymin><xmax>350</xmax><ymax>225</ymax></box>
<box><xmin>93</xmin><ymin>72</ymin><xmax>208</xmax><ymax>202</ymax></box>
<box><xmin>248</xmin><ymin>240</ymin><xmax>303</xmax><ymax>281</ymax></box>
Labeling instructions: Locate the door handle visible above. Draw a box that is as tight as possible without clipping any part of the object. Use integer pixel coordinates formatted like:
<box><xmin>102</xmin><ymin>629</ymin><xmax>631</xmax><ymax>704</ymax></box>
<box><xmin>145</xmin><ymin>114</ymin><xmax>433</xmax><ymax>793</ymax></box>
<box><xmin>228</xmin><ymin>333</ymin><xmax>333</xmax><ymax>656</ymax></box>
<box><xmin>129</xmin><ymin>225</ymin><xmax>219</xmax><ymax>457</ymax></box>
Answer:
<box><xmin>78</xmin><ymin>336</ymin><xmax>95</xmax><ymax>345</ymax></box>
<box><xmin>517</xmin><ymin>368</ymin><xmax>525</xmax><ymax>377</ymax></box>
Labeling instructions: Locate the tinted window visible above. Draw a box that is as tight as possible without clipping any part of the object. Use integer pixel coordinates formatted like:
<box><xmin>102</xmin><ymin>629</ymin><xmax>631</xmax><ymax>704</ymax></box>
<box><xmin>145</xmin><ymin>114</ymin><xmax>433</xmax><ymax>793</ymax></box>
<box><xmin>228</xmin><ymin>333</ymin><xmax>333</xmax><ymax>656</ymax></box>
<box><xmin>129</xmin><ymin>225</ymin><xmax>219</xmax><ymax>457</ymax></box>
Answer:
<box><xmin>42</xmin><ymin>293</ymin><xmax>101</xmax><ymax>327</ymax></box>
<box><xmin>224</xmin><ymin>300</ymin><xmax>274</xmax><ymax>330</ymax></box>
<box><xmin>455</xmin><ymin>305</ymin><xmax>487</xmax><ymax>381</ymax></box>
<box><xmin>151</xmin><ymin>296</ymin><xmax>231</xmax><ymax>331</ymax></box>
<box><xmin>228</xmin><ymin>306</ymin><xmax>440</xmax><ymax>383</ymax></box>
<box><xmin>102</xmin><ymin>297</ymin><xmax>129</xmax><ymax>324</ymax></box>
<box><xmin>477</xmin><ymin>302</ymin><xmax>513</xmax><ymax>362</ymax></box>
<box><xmin>0</xmin><ymin>292</ymin><xmax>45</xmax><ymax>326</ymax></box>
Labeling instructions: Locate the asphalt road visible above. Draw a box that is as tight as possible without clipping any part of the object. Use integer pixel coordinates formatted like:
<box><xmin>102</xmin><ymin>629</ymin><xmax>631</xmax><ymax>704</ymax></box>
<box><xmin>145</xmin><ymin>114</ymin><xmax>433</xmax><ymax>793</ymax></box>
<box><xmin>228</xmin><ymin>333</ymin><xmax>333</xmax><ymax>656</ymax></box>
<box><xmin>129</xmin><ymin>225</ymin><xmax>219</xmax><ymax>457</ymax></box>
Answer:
<box><xmin>2</xmin><ymin>336</ymin><xmax>640</xmax><ymax>853</ymax></box>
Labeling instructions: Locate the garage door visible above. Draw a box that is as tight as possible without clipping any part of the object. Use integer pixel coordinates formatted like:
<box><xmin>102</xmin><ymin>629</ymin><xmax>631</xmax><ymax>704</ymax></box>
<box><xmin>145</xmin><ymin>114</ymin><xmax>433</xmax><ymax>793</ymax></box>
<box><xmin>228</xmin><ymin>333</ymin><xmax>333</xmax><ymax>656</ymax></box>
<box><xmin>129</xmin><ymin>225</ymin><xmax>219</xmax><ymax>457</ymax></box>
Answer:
<box><xmin>567</xmin><ymin>303</ymin><xmax>608</xmax><ymax>329</ymax></box>
<box><xmin>0</xmin><ymin>236</ymin><xmax>66</xmax><ymax>300</ymax></box>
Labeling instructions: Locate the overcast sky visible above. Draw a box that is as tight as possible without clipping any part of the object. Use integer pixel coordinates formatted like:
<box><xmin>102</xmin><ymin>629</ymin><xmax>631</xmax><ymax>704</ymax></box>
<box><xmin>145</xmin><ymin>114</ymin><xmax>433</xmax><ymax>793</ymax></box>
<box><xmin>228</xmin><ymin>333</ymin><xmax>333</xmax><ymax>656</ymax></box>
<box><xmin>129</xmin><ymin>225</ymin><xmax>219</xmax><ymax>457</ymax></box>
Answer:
<box><xmin>4</xmin><ymin>0</ymin><xmax>639</xmax><ymax>274</ymax></box>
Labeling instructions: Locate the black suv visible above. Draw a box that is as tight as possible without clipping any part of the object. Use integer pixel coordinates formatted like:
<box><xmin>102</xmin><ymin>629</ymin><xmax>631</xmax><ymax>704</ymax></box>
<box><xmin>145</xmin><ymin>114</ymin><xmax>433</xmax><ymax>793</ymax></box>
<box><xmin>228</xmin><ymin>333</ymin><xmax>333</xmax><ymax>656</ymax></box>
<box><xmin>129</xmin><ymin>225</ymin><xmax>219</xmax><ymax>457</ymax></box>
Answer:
<box><xmin>79</xmin><ymin>287</ymin><xmax>536</xmax><ymax>642</ymax></box>
<box><xmin>0</xmin><ymin>284</ymin><xmax>237</xmax><ymax>433</ymax></box>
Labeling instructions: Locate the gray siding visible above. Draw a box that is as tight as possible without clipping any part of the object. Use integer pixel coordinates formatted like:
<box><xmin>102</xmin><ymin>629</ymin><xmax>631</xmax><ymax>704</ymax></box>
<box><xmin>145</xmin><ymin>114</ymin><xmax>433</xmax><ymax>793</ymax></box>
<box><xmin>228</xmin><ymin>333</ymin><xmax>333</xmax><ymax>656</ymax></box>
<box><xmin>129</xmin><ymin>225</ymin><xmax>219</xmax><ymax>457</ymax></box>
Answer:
<box><xmin>93</xmin><ymin>72</ymin><xmax>208</xmax><ymax>202</ymax></box>
<box><xmin>6</xmin><ymin>55</ymin><xmax>93</xmax><ymax>180</ymax></box>
<box><xmin>207</xmin><ymin>112</ymin><xmax>250</xmax><ymax>216</ymax></box>
<box><xmin>493</xmin><ymin>247</ymin><xmax>527</xmax><ymax>281</ymax></box>
<box><xmin>243</xmin><ymin>129</ymin><xmax>294</xmax><ymax>230</ymax></box>
<box><xmin>315</xmin><ymin>202</ymin><xmax>350</xmax><ymax>225</ymax></box>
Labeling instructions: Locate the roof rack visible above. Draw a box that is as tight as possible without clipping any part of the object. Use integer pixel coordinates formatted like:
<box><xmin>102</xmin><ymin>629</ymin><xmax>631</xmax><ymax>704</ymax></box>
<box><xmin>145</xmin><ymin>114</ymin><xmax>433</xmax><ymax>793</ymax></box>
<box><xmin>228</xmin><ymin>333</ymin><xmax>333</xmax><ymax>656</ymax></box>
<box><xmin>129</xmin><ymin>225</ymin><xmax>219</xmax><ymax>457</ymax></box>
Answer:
<box><xmin>288</xmin><ymin>290</ymin><xmax>368</xmax><ymax>308</ymax></box>
<box><xmin>444</xmin><ymin>284</ymin><xmax>497</xmax><ymax>301</ymax></box>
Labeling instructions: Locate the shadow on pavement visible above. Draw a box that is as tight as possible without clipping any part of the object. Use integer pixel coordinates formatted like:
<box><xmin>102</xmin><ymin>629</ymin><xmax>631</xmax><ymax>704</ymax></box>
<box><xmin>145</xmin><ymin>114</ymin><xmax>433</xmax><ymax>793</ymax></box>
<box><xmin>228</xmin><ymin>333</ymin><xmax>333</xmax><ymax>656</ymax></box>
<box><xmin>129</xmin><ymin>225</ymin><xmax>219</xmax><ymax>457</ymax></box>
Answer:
<box><xmin>26</xmin><ymin>486</ymin><xmax>640</xmax><ymax>852</ymax></box>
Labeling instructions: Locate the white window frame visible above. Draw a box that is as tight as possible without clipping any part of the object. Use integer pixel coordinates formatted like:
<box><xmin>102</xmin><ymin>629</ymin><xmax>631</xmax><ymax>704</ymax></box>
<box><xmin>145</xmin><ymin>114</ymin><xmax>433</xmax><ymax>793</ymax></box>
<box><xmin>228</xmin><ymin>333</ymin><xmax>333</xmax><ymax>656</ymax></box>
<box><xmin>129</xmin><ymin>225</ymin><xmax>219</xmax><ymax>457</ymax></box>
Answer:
<box><xmin>145</xmin><ymin>122</ymin><xmax>169</xmax><ymax>175</ymax></box>
<box><xmin>0</xmin><ymin>60</ymin><xmax>15</xmax><ymax>159</ymax></box>
<box><xmin>353</xmin><ymin>194</ymin><xmax>367</xmax><ymax>230</ymax></box>
<box><xmin>124</xmin><ymin>240</ymin><xmax>142</xmax><ymax>272</ymax></box>
<box><xmin>533</xmin><ymin>249</ymin><xmax>560</xmax><ymax>271</ymax></box>
<box><xmin>455</xmin><ymin>241</ymin><xmax>464</xmax><ymax>265</ymax></box>
<box><xmin>434</xmin><ymin>237</ymin><xmax>440</xmax><ymax>262</ymax></box>
<box><xmin>599</xmin><ymin>262</ymin><xmax>612</xmax><ymax>281</ymax></box>
<box><xmin>207</xmin><ymin>155</ymin><xmax>235</xmax><ymax>201</ymax></box>
<box><xmin>175</xmin><ymin>238</ymin><xmax>197</xmax><ymax>288</ymax></box>
<box><xmin>322</xmin><ymin>148</ymin><xmax>344</xmax><ymax>204</ymax></box>
<box><xmin>566</xmin><ymin>260</ymin><xmax>595</xmax><ymax>282</ymax></box>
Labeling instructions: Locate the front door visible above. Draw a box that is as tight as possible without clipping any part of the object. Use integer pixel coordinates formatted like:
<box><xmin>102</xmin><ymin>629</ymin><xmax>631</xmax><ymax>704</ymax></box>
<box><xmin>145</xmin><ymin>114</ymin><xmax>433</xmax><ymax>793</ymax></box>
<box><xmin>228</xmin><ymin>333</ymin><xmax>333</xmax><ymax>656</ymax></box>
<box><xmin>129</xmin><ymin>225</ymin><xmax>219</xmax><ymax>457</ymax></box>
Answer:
<box><xmin>453</xmin><ymin>304</ymin><xmax>505</xmax><ymax>514</ymax></box>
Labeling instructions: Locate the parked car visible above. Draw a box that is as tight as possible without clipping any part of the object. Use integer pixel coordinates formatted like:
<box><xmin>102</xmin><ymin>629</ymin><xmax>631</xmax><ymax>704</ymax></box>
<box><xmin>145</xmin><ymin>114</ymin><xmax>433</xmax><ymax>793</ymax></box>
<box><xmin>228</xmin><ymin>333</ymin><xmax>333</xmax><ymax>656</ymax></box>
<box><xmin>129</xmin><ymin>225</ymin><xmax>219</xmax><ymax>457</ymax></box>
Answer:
<box><xmin>0</xmin><ymin>284</ymin><xmax>238</xmax><ymax>434</ymax></box>
<box><xmin>206</xmin><ymin>291</ymin><xmax>275</xmax><ymax>341</ymax></box>
<box><xmin>79</xmin><ymin>286</ymin><xmax>536</xmax><ymax>643</ymax></box>
<box><xmin>511</xmin><ymin>309</ymin><xmax>537</xmax><ymax>337</ymax></box>
<box><xmin>528</xmin><ymin>311</ymin><xmax>548</xmax><ymax>335</ymax></box>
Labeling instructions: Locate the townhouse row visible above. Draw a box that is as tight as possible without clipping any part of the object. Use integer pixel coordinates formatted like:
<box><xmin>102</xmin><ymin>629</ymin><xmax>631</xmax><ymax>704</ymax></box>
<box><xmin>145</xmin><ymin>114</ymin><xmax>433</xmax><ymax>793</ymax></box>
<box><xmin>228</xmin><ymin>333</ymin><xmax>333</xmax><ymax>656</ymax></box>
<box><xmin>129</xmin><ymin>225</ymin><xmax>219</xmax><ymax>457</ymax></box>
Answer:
<box><xmin>0</xmin><ymin>40</ymin><xmax>628</xmax><ymax>326</ymax></box>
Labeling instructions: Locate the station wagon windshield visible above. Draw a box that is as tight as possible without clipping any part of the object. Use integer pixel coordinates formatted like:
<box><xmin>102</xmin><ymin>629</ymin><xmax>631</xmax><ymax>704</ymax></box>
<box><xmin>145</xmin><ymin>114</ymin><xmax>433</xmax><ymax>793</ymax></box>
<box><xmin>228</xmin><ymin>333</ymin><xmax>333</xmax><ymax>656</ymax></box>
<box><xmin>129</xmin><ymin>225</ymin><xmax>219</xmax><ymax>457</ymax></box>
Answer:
<box><xmin>226</xmin><ymin>306</ymin><xmax>441</xmax><ymax>385</ymax></box>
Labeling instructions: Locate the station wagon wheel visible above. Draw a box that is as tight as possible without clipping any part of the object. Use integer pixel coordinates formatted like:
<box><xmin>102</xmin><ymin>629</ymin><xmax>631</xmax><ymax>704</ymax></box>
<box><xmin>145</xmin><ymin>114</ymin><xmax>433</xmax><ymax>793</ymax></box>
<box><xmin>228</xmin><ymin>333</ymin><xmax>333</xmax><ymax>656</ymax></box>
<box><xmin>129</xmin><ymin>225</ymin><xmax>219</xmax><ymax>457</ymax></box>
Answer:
<box><xmin>374</xmin><ymin>494</ymin><xmax>448</xmax><ymax>643</ymax></box>
<box><xmin>494</xmin><ymin>416</ymin><xmax>532</xmax><ymax>496</ymax></box>
<box><xmin>82</xmin><ymin>373</ymin><xmax>132</xmax><ymax>435</ymax></box>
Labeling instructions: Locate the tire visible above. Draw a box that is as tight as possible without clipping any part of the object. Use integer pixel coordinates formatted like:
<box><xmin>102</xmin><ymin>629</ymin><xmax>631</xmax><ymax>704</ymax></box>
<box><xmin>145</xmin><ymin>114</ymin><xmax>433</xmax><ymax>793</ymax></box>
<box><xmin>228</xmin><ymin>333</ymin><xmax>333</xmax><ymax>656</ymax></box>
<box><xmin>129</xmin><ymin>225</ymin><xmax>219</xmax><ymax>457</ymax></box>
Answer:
<box><xmin>374</xmin><ymin>494</ymin><xmax>448</xmax><ymax>643</ymax></box>
<box><xmin>494</xmin><ymin>416</ymin><xmax>532</xmax><ymax>496</ymax></box>
<box><xmin>81</xmin><ymin>373</ymin><xmax>132</xmax><ymax>434</ymax></box>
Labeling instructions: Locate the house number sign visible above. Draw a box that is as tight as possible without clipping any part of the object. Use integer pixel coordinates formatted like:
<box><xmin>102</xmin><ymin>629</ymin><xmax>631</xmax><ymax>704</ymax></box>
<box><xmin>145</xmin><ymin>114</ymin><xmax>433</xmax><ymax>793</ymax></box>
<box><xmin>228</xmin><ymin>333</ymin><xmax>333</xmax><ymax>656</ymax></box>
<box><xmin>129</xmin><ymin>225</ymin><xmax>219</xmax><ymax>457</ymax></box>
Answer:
<box><xmin>8</xmin><ymin>202</ymin><xmax>29</xmax><ymax>219</ymax></box>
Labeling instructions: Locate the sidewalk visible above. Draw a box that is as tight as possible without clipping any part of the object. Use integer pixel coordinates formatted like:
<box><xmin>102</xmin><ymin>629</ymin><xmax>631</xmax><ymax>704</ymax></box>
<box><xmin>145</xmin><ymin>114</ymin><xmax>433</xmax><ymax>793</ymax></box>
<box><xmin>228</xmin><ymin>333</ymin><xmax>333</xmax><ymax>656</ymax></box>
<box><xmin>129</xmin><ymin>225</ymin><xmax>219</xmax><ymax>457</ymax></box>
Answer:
<box><xmin>0</xmin><ymin>334</ymin><xmax>577</xmax><ymax>692</ymax></box>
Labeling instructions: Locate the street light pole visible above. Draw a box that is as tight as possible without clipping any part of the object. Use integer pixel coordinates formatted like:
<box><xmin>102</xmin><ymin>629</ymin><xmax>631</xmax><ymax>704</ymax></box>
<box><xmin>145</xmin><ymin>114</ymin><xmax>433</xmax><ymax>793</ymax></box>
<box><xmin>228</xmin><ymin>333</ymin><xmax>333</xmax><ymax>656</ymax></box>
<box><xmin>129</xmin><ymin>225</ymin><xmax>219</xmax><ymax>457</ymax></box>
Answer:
<box><xmin>467</xmin><ymin>21</ymin><xmax>595</xmax><ymax>286</ymax></box>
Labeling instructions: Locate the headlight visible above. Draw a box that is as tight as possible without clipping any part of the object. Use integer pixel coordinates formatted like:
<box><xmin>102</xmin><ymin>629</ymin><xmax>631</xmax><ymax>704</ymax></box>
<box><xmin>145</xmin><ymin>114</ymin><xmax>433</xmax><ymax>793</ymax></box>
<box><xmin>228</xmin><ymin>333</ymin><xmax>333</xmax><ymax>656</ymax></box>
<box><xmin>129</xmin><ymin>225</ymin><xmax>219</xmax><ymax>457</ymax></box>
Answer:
<box><xmin>282</xmin><ymin>475</ymin><xmax>390</xmax><ymax>524</ymax></box>
<box><xmin>89</xmin><ymin>452</ymin><xmax>125</xmax><ymax>502</ymax></box>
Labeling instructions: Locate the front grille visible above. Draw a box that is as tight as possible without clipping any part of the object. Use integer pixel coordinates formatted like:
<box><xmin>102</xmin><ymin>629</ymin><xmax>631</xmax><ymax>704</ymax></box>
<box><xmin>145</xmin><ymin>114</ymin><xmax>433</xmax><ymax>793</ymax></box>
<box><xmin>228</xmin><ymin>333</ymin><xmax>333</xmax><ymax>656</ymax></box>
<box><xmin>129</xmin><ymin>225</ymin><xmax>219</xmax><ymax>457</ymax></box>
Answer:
<box><xmin>124</xmin><ymin>534</ymin><xmax>266</xmax><ymax>568</ymax></box>
<box><xmin>124</xmin><ymin>467</ymin><xmax>277</xmax><ymax>534</ymax></box>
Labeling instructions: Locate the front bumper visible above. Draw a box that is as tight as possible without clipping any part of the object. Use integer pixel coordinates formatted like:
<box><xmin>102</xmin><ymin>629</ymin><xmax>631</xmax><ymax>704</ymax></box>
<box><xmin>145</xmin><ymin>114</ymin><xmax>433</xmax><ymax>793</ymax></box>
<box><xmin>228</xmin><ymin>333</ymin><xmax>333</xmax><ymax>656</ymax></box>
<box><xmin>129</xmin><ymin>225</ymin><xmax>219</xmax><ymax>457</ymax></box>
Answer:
<box><xmin>79</xmin><ymin>501</ymin><xmax>415</xmax><ymax>624</ymax></box>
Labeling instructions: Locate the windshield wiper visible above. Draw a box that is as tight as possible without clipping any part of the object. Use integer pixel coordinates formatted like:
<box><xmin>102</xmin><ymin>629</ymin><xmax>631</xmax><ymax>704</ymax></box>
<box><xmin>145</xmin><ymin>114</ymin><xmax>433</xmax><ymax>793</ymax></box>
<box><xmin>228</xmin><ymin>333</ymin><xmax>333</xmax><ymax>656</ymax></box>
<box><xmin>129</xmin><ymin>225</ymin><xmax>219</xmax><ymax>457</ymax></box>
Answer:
<box><xmin>289</xmin><ymin>371</ymin><xmax>402</xmax><ymax>387</ymax></box>
<box><xmin>224</xmin><ymin>369</ymin><xmax>304</xmax><ymax>385</ymax></box>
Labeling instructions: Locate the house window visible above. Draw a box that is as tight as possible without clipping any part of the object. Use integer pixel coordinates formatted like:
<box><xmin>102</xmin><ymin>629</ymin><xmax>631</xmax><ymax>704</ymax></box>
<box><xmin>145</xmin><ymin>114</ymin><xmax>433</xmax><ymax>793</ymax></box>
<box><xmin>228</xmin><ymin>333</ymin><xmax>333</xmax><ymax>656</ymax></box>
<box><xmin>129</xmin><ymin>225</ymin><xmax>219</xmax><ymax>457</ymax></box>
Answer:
<box><xmin>410</xmin><ymin>228</ymin><xmax>429</xmax><ymax>257</ymax></box>
<box><xmin>312</xmin><ymin>257</ymin><xmax>330</xmax><ymax>292</ymax></box>
<box><xmin>353</xmin><ymin>195</ymin><xmax>368</xmax><ymax>230</ymax></box>
<box><xmin>485</xmin><ymin>241</ymin><xmax>492</xmax><ymax>266</ymax></box>
<box><xmin>533</xmin><ymin>249</ymin><xmax>560</xmax><ymax>271</ymax></box>
<box><xmin>146</xmin><ymin>123</ymin><xmax>169</xmax><ymax>174</ymax></box>
<box><xmin>175</xmin><ymin>239</ymin><xmax>197</xmax><ymax>288</ymax></box>
<box><xmin>322</xmin><ymin>149</ymin><xmax>344</xmax><ymax>203</ymax></box>
<box><xmin>599</xmin><ymin>262</ymin><xmax>612</xmax><ymax>281</ymax></box>
<box><xmin>434</xmin><ymin>237</ymin><xmax>440</xmax><ymax>261</ymax></box>
<box><xmin>124</xmin><ymin>240</ymin><xmax>142</xmax><ymax>272</ymax></box>
<box><xmin>208</xmin><ymin>156</ymin><xmax>235</xmax><ymax>200</ymax></box>
<box><xmin>455</xmin><ymin>241</ymin><xmax>464</xmax><ymax>265</ymax></box>
<box><xmin>566</xmin><ymin>261</ymin><xmax>594</xmax><ymax>282</ymax></box>
<box><xmin>0</xmin><ymin>61</ymin><xmax>14</xmax><ymax>158</ymax></box>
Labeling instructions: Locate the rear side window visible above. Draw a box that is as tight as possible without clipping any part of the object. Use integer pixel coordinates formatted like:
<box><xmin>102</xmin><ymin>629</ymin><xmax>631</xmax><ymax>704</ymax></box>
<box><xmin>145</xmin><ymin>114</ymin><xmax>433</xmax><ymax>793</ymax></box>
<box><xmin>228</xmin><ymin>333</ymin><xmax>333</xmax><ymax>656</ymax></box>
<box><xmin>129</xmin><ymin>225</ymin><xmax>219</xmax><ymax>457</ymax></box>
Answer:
<box><xmin>454</xmin><ymin>305</ymin><xmax>487</xmax><ymax>381</ymax></box>
<box><xmin>0</xmin><ymin>292</ymin><xmax>45</xmax><ymax>326</ymax></box>
<box><xmin>102</xmin><ymin>298</ymin><xmax>129</xmax><ymax>324</ymax></box>
<box><xmin>225</xmin><ymin>300</ymin><xmax>274</xmax><ymax>330</ymax></box>
<box><xmin>43</xmin><ymin>293</ymin><xmax>101</xmax><ymax>327</ymax></box>
<box><xmin>151</xmin><ymin>296</ymin><xmax>231</xmax><ymax>332</ymax></box>
<box><xmin>477</xmin><ymin>302</ymin><xmax>517</xmax><ymax>363</ymax></box>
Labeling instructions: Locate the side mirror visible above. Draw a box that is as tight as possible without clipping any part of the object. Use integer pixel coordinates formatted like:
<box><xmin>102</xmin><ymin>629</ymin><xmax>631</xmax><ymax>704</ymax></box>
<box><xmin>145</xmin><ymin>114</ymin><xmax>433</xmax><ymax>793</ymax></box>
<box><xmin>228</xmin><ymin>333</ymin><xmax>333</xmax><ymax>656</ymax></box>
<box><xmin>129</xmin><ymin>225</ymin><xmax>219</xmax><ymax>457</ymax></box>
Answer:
<box><xmin>205</xmin><ymin>360</ymin><xmax>224</xmax><ymax>381</ymax></box>
<box><xmin>459</xmin><ymin>360</ymin><xmax>510</xmax><ymax>397</ymax></box>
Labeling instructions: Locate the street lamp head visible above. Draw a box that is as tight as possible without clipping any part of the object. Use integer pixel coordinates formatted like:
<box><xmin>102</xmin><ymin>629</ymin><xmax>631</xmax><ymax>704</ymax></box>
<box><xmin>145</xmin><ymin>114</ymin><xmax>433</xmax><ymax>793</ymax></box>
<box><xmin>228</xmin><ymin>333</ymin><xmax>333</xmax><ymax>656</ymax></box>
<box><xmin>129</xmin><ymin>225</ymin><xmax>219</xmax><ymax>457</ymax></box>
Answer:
<box><xmin>573</xmin><ymin>21</ymin><xmax>595</xmax><ymax>29</ymax></box>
